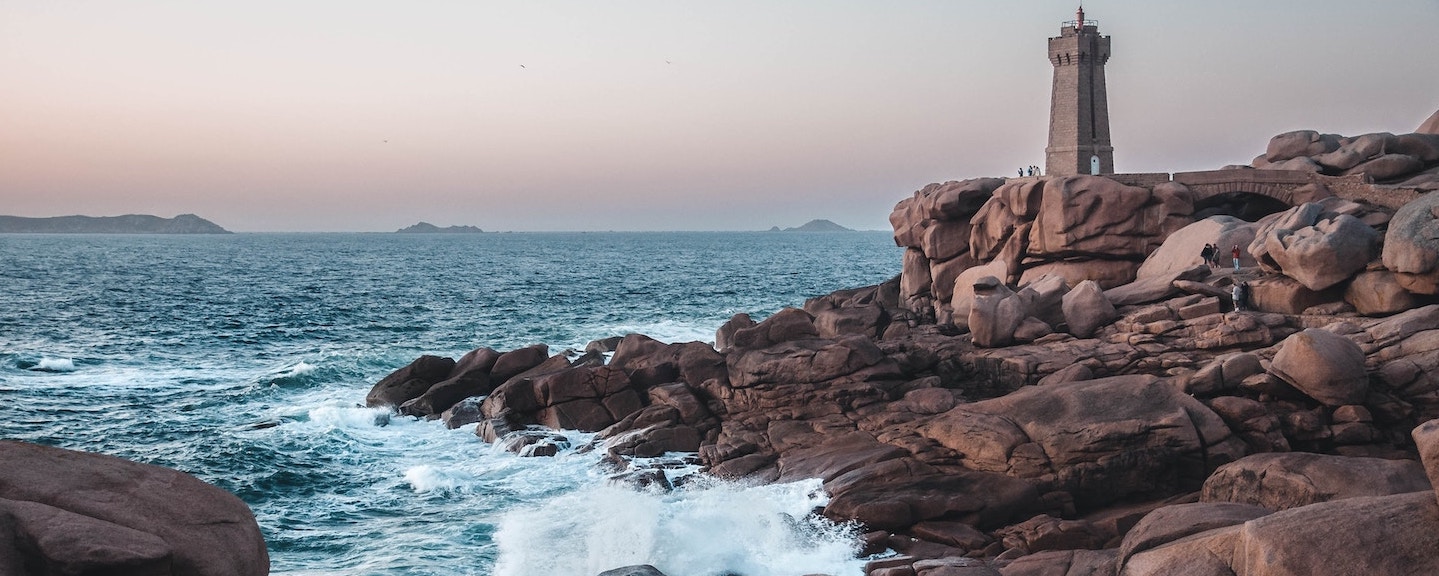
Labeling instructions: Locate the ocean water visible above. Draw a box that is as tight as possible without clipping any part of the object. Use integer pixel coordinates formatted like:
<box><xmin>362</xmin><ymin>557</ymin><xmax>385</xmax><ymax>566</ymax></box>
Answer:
<box><xmin>0</xmin><ymin>232</ymin><xmax>901</xmax><ymax>576</ymax></box>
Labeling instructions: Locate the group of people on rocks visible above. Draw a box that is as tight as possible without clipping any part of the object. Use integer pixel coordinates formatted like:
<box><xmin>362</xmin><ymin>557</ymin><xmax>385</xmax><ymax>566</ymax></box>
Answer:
<box><xmin>1199</xmin><ymin>243</ymin><xmax>1249</xmax><ymax>311</ymax></box>
<box><xmin>1018</xmin><ymin>165</ymin><xmax>1041</xmax><ymax>177</ymax></box>
<box><xmin>1200</xmin><ymin>243</ymin><xmax>1243</xmax><ymax>271</ymax></box>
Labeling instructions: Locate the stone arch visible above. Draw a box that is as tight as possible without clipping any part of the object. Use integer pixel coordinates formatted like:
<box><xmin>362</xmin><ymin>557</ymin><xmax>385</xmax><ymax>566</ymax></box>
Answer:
<box><xmin>1172</xmin><ymin>170</ymin><xmax>1320</xmax><ymax>220</ymax></box>
<box><xmin>1191</xmin><ymin>190</ymin><xmax>1292</xmax><ymax>222</ymax></box>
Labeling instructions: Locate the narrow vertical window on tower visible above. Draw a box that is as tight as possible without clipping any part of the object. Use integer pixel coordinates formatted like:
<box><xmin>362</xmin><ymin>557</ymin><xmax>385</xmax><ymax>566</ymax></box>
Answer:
<box><xmin>1045</xmin><ymin>7</ymin><xmax>1114</xmax><ymax>177</ymax></box>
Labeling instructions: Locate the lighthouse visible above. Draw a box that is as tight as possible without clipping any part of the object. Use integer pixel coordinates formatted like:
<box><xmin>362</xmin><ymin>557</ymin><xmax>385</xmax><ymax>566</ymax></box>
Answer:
<box><xmin>1045</xmin><ymin>6</ymin><xmax>1114</xmax><ymax>176</ymax></box>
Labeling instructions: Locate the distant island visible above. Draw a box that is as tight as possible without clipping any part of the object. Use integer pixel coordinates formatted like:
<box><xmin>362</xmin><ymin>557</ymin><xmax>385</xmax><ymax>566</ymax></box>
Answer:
<box><xmin>0</xmin><ymin>214</ymin><xmax>230</xmax><ymax>234</ymax></box>
<box><xmin>396</xmin><ymin>222</ymin><xmax>486</xmax><ymax>234</ymax></box>
<box><xmin>768</xmin><ymin>219</ymin><xmax>855</xmax><ymax>232</ymax></box>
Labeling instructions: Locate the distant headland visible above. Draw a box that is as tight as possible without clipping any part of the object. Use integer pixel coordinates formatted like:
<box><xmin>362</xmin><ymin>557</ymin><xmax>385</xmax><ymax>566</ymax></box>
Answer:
<box><xmin>768</xmin><ymin>219</ymin><xmax>855</xmax><ymax>232</ymax></box>
<box><xmin>0</xmin><ymin>214</ymin><xmax>230</xmax><ymax>234</ymax></box>
<box><xmin>396</xmin><ymin>222</ymin><xmax>486</xmax><ymax>234</ymax></box>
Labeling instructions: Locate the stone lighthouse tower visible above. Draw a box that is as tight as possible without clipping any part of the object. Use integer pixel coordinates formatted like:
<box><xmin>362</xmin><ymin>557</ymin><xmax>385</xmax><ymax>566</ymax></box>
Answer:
<box><xmin>1045</xmin><ymin>6</ymin><xmax>1114</xmax><ymax>176</ymax></box>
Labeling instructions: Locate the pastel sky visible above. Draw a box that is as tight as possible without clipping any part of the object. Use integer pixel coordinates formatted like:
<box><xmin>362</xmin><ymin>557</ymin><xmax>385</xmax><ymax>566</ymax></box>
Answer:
<box><xmin>2</xmin><ymin>1</ymin><xmax>1436</xmax><ymax>232</ymax></box>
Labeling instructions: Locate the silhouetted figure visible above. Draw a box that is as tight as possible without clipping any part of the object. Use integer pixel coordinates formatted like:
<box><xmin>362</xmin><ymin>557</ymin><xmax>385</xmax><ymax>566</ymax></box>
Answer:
<box><xmin>1200</xmin><ymin>244</ymin><xmax>1215</xmax><ymax>268</ymax></box>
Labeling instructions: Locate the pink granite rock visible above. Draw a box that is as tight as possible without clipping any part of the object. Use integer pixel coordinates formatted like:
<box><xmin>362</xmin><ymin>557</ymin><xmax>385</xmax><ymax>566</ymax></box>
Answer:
<box><xmin>950</xmin><ymin>260</ymin><xmax>1010</xmax><ymax>330</ymax></box>
<box><xmin>1395</xmin><ymin>133</ymin><xmax>1439</xmax><ymax>163</ymax></box>
<box><xmin>365</xmin><ymin>354</ymin><xmax>457</xmax><ymax>408</ymax></box>
<box><xmin>919</xmin><ymin>375</ymin><xmax>1246</xmax><ymax>509</ymax></box>
<box><xmin>1201</xmin><ymin>452</ymin><xmax>1430</xmax><ymax>511</ymax></box>
<box><xmin>1027</xmin><ymin>176</ymin><xmax>1188</xmax><ymax>260</ymax></box>
<box><xmin>931</xmin><ymin>253</ymin><xmax>983</xmax><ymax>303</ymax></box>
<box><xmin>1117</xmin><ymin>502</ymin><xmax>1270</xmax><ymax>566</ymax></box>
<box><xmin>1264</xmin><ymin>130</ymin><xmax>1340</xmax><ymax>162</ymax></box>
<box><xmin>0</xmin><ymin>441</ymin><xmax>268</xmax><ymax>576</ymax></box>
<box><xmin>1060</xmin><ymin>279</ymin><xmax>1115</xmax><ymax>338</ymax></box>
<box><xmin>1346</xmin><ymin>153</ymin><xmax>1425</xmax><ymax>180</ymax></box>
<box><xmin>969</xmin><ymin>276</ymin><xmax>1024</xmax><ymax>348</ymax></box>
<box><xmin>970</xmin><ymin>179</ymin><xmax>1044</xmax><ymax>262</ymax></box>
<box><xmin>1259</xmin><ymin>213</ymin><xmax>1380</xmax><ymax>291</ymax></box>
<box><xmin>1269</xmin><ymin>328</ymin><xmax>1368</xmax><ymax>406</ymax></box>
<box><xmin>1137</xmin><ymin>216</ymin><xmax>1256</xmax><ymax>280</ymax></box>
<box><xmin>998</xmin><ymin>550</ymin><xmax>1117</xmax><ymax>576</ymax></box>
<box><xmin>1418</xmin><ymin>109</ymin><xmax>1439</xmax><ymax>135</ymax></box>
<box><xmin>1313</xmin><ymin>132</ymin><xmax>1396</xmax><ymax>172</ymax></box>
<box><xmin>1244</xmin><ymin>272</ymin><xmax>1340</xmax><ymax>314</ymax></box>
<box><xmin>1123</xmin><ymin>492</ymin><xmax>1439</xmax><ymax>576</ymax></box>
<box><xmin>1232</xmin><ymin>492</ymin><xmax>1439</xmax><ymax>576</ymax></box>
<box><xmin>1258</xmin><ymin>156</ymin><xmax>1323</xmax><ymax>172</ymax></box>
<box><xmin>1414</xmin><ymin>419</ymin><xmax>1439</xmax><ymax>494</ymax></box>
<box><xmin>1384</xmin><ymin>191</ymin><xmax>1439</xmax><ymax>294</ymax></box>
<box><xmin>1344</xmin><ymin>270</ymin><xmax>1419</xmax><ymax>316</ymax></box>
<box><xmin>1016</xmin><ymin>259</ymin><xmax>1139</xmax><ymax>290</ymax></box>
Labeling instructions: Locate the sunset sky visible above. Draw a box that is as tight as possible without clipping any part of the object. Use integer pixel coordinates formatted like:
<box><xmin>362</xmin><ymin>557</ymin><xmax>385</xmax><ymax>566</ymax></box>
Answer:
<box><xmin>2</xmin><ymin>1</ymin><xmax>1436</xmax><ymax>232</ymax></box>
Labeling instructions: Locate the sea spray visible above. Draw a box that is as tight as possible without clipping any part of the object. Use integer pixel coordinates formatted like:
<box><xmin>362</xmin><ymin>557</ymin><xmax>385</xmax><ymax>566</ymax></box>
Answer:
<box><xmin>492</xmin><ymin>477</ymin><xmax>866</xmax><ymax>576</ymax></box>
<box><xmin>34</xmin><ymin>357</ymin><xmax>77</xmax><ymax>372</ymax></box>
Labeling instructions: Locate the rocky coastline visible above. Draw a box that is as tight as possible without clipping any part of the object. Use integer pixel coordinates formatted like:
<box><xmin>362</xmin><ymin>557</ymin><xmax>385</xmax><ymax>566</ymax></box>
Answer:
<box><xmin>8</xmin><ymin>118</ymin><xmax>1439</xmax><ymax>575</ymax></box>
<box><xmin>367</xmin><ymin>119</ymin><xmax>1439</xmax><ymax>575</ymax></box>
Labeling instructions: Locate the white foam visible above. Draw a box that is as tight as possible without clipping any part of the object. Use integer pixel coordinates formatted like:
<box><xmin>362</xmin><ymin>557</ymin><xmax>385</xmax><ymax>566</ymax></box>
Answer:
<box><xmin>33</xmin><ymin>357</ymin><xmax>76</xmax><ymax>372</ymax></box>
<box><xmin>492</xmin><ymin>478</ymin><xmax>864</xmax><ymax>576</ymax></box>
<box><xmin>577</xmin><ymin>319</ymin><xmax>718</xmax><ymax>349</ymax></box>
<box><xmin>306</xmin><ymin>404</ymin><xmax>397</xmax><ymax>430</ymax></box>
<box><xmin>279</xmin><ymin>361</ymin><xmax>317</xmax><ymax>376</ymax></box>
<box><xmin>402</xmin><ymin>464</ymin><xmax>479</xmax><ymax>493</ymax></box>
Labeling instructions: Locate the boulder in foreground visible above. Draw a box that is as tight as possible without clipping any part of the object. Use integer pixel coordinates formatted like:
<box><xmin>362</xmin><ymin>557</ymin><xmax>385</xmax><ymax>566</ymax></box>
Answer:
<box><xmin>0</xmin><ymin>440</ymin><xmax>269</xmax><ymax>576</ymax></box>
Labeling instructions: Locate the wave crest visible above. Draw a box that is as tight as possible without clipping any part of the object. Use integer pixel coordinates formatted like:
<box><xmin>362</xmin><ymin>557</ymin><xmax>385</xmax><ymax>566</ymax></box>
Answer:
<box><xmin>493</xmin><ymin>478</ymin><xmax>862</xmax><ymax>576</ymax></box>
<box><xmin>32</xmin><ymin>357</ymin><xmax>77</xmax><ymax>372</ymax></box>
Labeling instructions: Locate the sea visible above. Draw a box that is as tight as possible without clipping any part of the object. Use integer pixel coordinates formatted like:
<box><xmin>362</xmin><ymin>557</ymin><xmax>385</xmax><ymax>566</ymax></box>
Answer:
<box><xmin>0</xmin><ymin>231</ymin><xmax>903</xmax><ymax>576</ymax></box>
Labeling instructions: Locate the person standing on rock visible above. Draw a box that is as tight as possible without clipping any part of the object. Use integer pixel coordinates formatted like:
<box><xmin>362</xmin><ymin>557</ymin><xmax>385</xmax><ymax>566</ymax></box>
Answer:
<box><xmin>1200</xmin><ymin>244</ymin><xmax>1215</xmax><ymax>268</ymax></box>
<box><xmin>1232</xmin><ymin>282</ymin><xmax>1244</xmax><ymax>312</ymax></box>
<box><xmin>1231</xmin><ymin>244</ymin><xmax>1242</xmax><ymax>271</ymax></box>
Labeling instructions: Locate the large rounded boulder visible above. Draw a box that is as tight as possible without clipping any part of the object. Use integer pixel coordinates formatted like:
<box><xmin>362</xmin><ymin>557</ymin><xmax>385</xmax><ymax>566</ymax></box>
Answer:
<box><xmin>1250</xmin><ymin>201</ymin><xmax>1381</xmax><ymax>291</ymax></box>
<box><xmin>0</xmin><ymin>441</ymin><xmax>269</xmax><ymax>576</ymax></box>
<box><xmin>1268</xmin><ymin>328</ymin><xmax>1368</xmax><ymax>406</ymax></box>
<box><xmin>1383</xmin><ymin>191</ymin><xmax>1439</xmax><ymax>294</ymax></box>
<box><xmin>1344</xmin><ymin>270</ymin><xmax>1419</xmax><ymax>316</ymax></box>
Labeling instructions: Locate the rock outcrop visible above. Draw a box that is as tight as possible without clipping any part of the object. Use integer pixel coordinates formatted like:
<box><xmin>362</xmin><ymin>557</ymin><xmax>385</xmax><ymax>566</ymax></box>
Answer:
<box><xmin>1253</xmin><ymin>129</ymin><xmax>1439</xmax><ymax>191</ymax></box>
<box><xmin>920</xmin><ymin>375</ymin><xmax>1245</xmax><ymax>510</ymax></box>
<box><xmin>1200</xmin><ymin>452</ymin><xmax>1430</xmax><ymax>511</ymax></box>
<box><xmin>390</xmin><ymin>121</ymin><xmax>1439</xmax><ymax>576</ymax></box>
<box><xmin>1248</xmin><ymin>200</ymin><xmax>1382</xmax><ymax>291</ymax></box>
<box><xmin>891</xmin><ymin>175</ymin><xmax>1187</xmax><ymax>325</ymax></box>
<box><xmin>1383</xmin><ymin>190</ymin><xmax>1439</xmax><ymax>294</ymax></box>
<box><xmin>0</xmin><ymin>441</ymin><xmax>269</xmax><ymax>576</ymax></box>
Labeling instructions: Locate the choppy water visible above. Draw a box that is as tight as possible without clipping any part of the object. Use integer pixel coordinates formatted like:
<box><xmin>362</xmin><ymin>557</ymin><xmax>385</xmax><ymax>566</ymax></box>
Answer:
<box><xmin>0</xmin><ymin>232</ymin><xmax>900</xmax><ymax>576</ymax></box>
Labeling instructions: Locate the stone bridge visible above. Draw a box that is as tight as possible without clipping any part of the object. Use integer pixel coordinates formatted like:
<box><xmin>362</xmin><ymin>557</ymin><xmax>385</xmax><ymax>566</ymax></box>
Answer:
<box><xmin>1108</xmin><ymin>169</ymin><xmax>1331</xmax><ymax>207</ymax></box>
